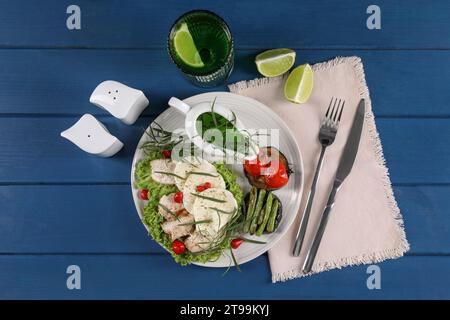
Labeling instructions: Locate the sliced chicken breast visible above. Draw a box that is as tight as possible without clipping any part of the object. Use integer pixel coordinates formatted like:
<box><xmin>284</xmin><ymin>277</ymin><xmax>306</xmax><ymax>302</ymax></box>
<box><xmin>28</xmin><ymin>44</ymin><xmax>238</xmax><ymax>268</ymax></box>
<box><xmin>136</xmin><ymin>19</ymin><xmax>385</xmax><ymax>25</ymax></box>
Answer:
<box><xmin>158</xmin><ymin>193</ymin><xmax>185</xmax><ymax>221</ymax></box>
<box><xmin>161</xmin><ymin>214</ymin><xmax>194</xmax><ymax>241</ymax></box>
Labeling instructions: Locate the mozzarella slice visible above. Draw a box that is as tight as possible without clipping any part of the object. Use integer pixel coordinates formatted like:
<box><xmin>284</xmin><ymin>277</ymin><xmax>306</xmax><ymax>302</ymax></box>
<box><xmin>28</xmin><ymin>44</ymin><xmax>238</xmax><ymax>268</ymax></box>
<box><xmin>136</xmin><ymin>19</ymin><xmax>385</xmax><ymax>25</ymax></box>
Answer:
<box><xmin>150</xmin><ymin>159</ymin><xmax>176</xmax><ymax>184</ymax></box>
<box><xmin>158</xmin><ymin>193</ymin><xmax>185</xmax><ymax>221</ymax></box>
<box><xmin>173</xmin><ymin>156</ymin><xmax>217</xmax><ymax>190</ymax></box>
<box><xmin>191</xmin><ymin>188</ymin><xmax>237</xmax><ymax>238</ymax></box>
<box><xmin>182</xmin><ymin>171</ymin><xmax>226</xmax><ymax>213</ymax></box>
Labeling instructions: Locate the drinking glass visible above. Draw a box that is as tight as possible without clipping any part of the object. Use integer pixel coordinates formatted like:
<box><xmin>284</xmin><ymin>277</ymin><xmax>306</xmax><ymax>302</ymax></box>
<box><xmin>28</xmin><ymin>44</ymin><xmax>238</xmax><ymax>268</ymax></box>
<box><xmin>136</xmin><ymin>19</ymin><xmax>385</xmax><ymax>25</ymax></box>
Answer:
<box><xmin>168</xmin><ymin>10</ymin><xmax>234</xmax><ymax>87</ymax></box>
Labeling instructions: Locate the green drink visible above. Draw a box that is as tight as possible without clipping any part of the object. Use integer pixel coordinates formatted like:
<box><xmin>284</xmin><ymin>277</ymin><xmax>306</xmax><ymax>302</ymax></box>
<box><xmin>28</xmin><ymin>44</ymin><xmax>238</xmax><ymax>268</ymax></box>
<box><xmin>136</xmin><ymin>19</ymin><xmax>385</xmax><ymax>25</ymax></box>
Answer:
<box><xmin>168</xmin><ymin>10</ymin><xmax>234</xmax><ymax>87</ymax></box>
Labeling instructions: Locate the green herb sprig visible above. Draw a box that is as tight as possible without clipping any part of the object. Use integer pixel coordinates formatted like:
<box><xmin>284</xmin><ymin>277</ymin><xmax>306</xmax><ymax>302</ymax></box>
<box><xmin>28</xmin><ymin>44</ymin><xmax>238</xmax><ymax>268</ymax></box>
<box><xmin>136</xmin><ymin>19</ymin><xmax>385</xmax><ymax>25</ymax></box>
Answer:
<box><xmin>190</xmin><ymin>193</ymin><xmax>226</xmax><ymax>203</ymax></box>
<box><xmin>158</xmin><ymin>203</ymin><xmax>180</xmax><ymax>222</ymax></box>
<box><xmin>154</xmin><ymin>171</ymin><xmax>186</xmax><ymax>180</ymax></box>
<box><xmin>179</xmin><ymin>219</ymin><xmax>212</xmax><ymax>226</ymax></box>
<box><xmin>187</xmin><ymin>171</ymin><xmax>219</xmax><ymax>178</ymax></box>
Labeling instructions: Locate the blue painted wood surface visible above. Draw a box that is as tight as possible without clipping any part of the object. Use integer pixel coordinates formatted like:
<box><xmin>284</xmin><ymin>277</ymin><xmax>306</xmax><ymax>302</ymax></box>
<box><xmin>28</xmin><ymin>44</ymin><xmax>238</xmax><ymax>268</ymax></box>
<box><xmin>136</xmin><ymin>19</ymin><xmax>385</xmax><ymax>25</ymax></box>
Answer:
<box><xmin>1</xmin><ymin>1</ymin><xmax>450</xmax><ymax>49</ymax></box>
<box><xmin>1</xmin><ymin>50</ymin><xmax>450</xmax><ymax>117</ymax></box>
<box><xmin>0</xmin><ymin>0</ymin><xmax>449</xmax><ymax>299</ymax></box>
<box><xmin>0</xmin><ymin>256</ymin><xmax>448</xmax><ymax>299</ymax></box>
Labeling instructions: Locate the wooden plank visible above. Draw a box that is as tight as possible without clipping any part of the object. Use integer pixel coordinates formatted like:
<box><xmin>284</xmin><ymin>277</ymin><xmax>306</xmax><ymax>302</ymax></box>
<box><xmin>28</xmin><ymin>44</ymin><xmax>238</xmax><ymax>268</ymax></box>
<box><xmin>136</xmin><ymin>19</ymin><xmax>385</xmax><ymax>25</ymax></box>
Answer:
<box><xmin>0</xmin><ymin>117</ymin><xmax>149</xmax><ymax>183</ymax></box>
<box><xmin>0</xmin><ymin>49</ymin><xmax>449</xmax><ymax>117</ymax></box>
<box><xmin>0</xmin><ymin>185</ymin><xmax>155</xmax><ymax>253</ymax></box>
<box><xmin>0</xmin><ymin>185</ymin><xmax>446</xmax><ymax>254</ymax></box>
<box><xmin>0</xmin><ymin>117</ymin><xmax>448</xmax><ymax>184</ymax></box>
<box><xmin>1</xmin><ymin>1</ymin><xmax>450</xmax><ymax>49</ymax></box>
<box><xmin>0</xmin><ymin>255</ymin><xmax>447</xmax><ymax>299</ymax></box>
<box><xmin>377</xmin><ymin>118</ymin><xmax>450</xmax><ymax>184</ymax></box>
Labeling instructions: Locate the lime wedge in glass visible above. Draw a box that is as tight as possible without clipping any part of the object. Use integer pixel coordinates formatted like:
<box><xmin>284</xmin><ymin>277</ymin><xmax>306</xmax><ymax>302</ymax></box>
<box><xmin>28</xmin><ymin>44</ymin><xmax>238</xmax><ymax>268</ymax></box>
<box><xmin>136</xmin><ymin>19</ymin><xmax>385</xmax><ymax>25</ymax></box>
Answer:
<box><xmin>173</xmin><ymin>23</ymin><xmax>204</xmax><ymax>68</ymax></box>
<box><xmin>284</xmin><ymin>64</ymin><xmax>314</xmax><ymax>104</ymax></box>
<box><xmin>255</xmin><ymin>48</ymin><xmax>296</xmax><ymax>77</ymax></box>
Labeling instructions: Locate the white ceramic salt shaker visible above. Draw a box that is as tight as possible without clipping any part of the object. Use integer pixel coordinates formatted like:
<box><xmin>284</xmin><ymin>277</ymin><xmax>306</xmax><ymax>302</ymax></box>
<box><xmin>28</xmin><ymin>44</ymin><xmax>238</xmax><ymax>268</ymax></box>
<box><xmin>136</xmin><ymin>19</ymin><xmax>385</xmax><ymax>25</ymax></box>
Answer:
<box><xmin>60</xmin><ymin>114</ymin><xmax>123</xmax><ymax>157</ymax></box>
<box><xmin>89</xmin><ymin>80</ymin><xmax>149</xmax><ymax>125</ymax></box>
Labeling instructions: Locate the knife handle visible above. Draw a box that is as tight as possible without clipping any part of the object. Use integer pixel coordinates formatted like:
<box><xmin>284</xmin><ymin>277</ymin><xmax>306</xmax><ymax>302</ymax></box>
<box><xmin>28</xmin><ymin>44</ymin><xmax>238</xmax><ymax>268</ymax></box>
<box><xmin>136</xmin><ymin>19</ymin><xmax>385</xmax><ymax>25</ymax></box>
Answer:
<box><xmin>303</xmin><ymin>180</ymin><xmax>341</xmax><ymax>273</ymax></box>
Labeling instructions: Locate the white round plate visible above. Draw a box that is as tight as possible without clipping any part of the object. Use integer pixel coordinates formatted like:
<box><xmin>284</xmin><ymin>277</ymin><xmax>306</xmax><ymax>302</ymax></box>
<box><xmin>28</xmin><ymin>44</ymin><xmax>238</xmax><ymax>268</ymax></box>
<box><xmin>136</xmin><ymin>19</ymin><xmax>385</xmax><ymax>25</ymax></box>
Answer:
<box><xmin>131</xmin><ymin>92</ymin><xmax>304</xmax><ymax>267</ymax></box>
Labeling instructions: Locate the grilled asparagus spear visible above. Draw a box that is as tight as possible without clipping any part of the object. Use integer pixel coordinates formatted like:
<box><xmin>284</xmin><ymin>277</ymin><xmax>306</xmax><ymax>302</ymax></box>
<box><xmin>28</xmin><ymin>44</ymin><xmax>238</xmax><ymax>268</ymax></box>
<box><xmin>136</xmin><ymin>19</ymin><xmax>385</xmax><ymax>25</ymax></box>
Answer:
<box><xmin>258</xmin><ymin>192</ymin><xmax>273</xmax><ymax>225</ymax></box>
<box><xmin>266</xmin><ymin>199</ymin><xmax>280</xmax><ymax>233</ymax></box>
<box><xmin>243</xmin><ymin>187</ymin><xmax>257</xmax><ymax>233</ymax></box>
<box><xmin>256</xmin><ymin>193</ymin><xmax>274</xmax><ymax>236</ymax></box>
<box><xmin>249</xmin><ymin>189</ymin><xmax>266</xmax><ymax>234</ymax></box>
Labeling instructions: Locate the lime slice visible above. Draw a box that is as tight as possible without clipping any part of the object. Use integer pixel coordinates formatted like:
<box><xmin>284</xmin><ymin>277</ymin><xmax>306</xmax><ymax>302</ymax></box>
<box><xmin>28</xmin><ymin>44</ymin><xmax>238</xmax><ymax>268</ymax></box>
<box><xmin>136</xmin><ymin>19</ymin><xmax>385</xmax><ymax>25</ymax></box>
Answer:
<box><xmin>255</xmin><ymin>48</ymin><xmax>296</xmax><ymax>77</ymax></box>
<box><xmin>173</xmin><ymin>23</ymin><xmax>204</xmax><ymax>68</ymax></box>
<box><xmin>284</xmin><ymin>64</ymin><xmax>314</xmax><ymax>104</ymax></box>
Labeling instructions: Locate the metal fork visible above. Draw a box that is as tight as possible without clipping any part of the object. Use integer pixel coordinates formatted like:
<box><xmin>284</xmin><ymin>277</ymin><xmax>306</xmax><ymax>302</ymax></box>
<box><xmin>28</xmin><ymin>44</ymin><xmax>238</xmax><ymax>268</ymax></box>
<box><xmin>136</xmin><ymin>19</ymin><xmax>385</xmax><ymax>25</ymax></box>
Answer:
<box><xmin>293</xmin><ymin>97</ymin><xmax>345</xmax><ymax>257</ymax></box>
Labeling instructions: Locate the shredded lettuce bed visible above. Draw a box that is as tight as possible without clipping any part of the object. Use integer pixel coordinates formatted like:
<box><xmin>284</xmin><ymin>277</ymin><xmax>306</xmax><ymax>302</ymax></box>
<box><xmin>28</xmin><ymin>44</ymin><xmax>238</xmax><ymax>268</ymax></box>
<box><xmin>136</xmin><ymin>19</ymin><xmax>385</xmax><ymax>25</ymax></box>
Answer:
<box><xmin>134</xmin><ymin>151</ymin><xmax>243</xmax><ymax>266</ymax></box>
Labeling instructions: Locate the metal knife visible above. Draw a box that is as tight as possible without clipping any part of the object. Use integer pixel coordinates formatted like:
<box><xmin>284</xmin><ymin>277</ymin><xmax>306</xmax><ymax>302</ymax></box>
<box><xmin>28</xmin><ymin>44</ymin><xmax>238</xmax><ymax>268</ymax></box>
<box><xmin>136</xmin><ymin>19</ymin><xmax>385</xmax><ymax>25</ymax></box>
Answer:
<box><xmin>302</xmin><ymin>99</ymin><xmax>366</xmax><ymax>274</ymax></box>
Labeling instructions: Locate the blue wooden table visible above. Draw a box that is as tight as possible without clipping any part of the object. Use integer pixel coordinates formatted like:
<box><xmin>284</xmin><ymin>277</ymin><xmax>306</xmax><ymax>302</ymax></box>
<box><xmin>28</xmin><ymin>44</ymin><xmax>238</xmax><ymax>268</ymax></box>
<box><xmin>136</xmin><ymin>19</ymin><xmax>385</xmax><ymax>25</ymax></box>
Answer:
<box><xmin>0</xmin><ymin>0</ymin><xmax>449</xmax><ymax>299</ymax></box>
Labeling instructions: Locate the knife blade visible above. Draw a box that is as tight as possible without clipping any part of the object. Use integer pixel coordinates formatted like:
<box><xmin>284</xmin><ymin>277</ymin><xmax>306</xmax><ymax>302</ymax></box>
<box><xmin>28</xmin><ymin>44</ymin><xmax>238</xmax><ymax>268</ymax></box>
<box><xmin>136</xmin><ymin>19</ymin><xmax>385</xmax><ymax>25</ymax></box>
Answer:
<box><xmin>335</xmin><ymin>98</ymin><xmax>365</xmax><ymax>184</ymax></box>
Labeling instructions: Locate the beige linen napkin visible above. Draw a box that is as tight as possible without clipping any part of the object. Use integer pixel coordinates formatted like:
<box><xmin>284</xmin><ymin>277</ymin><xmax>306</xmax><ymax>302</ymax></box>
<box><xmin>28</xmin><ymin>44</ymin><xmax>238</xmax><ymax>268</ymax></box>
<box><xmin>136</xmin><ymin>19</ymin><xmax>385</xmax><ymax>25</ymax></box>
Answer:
<box><xmin>229</xmin><ymin>56</ymin><xmax>409</xmax><ymax>282</ymax></box>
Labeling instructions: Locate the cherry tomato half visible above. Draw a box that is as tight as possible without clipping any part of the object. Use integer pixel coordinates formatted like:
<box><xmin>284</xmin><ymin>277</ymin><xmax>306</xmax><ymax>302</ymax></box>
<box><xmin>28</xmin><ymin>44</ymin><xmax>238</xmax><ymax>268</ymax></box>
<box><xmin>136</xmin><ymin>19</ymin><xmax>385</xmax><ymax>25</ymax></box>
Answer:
<box><xmin>139</xmin><ymin>189</ymin><xmax>149</xmax><ymax>200</ymax></box>
<box><xmin>203</xmin><ymin>182</ymin><xmax>212</xmax><ymax>189</ymax></box>
<box><xmin>172</xmin><ymin>240</ymin><xmax>185</xmax><ymax>255</ymax></box>
<box><xmin>173</xmin><ymin>191</ymin><xmax>183</xmax><ymax>203</ymax></box>
<box><xmin>161</xmin><ymin>149</ymin><xmax>172</xmax><ymax>159</ymax></box>
<box><xmin>231</xmin><ymin>238</ymin><xmax>244</xmax><ymax>249</ymax></box>
<box><xmin>196</xmin><ymin>185</ymin><xmax>206</xmax><ymax>192</ymax></box>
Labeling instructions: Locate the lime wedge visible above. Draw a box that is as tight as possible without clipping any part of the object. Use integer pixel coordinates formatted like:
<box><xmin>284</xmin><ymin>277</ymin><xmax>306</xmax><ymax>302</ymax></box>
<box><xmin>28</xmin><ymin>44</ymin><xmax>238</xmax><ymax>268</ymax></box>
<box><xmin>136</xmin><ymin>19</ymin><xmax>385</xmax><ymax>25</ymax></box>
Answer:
<box><xmin>255</xmin><ymin>48</ymin><xmax>296</xmax><ymax>77</ymax></box>
<box><xmin>173</xmin><ymin>23</ymin><xmax>204</xmax><ymax>68</ymax></box>
<box><xmin>284</xmin><ymin>64</ymin><xmax>314</xmax><ymax>104</ymax></box>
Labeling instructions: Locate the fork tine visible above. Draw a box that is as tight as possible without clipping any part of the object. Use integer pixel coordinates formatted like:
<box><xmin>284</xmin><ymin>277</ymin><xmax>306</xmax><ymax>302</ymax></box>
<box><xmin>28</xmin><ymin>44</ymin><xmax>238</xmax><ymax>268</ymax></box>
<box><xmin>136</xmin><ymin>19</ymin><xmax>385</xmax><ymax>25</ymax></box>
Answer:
<box><xmin>325</xmin><ymin>98</ymin><xmax>334</xmax><ymax>118</ymax></box>
<box><xmin>328</xmin><ymin>98</ymin><xmax>335</xmax><ymax>120</ymax></box>
<box><xmin>330</xmin><ymin>98</ymin><xmax>339</xmax><ymax>120</ymax></box>
<box><xmin>337</xmin><ymin>101</ymin><xmax>345</xmax><ymax>122</ymax></box>
<box><xmin>333</xmin><ymin>99</ymin><xmax>342</xmax><ymax>122</ymax></box>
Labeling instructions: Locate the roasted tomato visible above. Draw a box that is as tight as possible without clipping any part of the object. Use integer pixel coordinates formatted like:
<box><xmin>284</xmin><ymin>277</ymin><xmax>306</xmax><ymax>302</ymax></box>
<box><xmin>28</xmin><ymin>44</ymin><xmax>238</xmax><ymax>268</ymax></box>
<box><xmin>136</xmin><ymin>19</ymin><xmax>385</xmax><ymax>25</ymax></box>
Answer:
<box><xmin>243</xmin><ymin>157</ymin><xmax>261</xmax><ymax>176</ymax></box>
<box><xmin>264</xmin><ymin>162</ymin><xmax>289</xmax><ymax>189</ymax></box>
<box><xmin>243</xmin><ymin>147</ymin><xmax>290</xmax><ymax>190</ymax></box>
